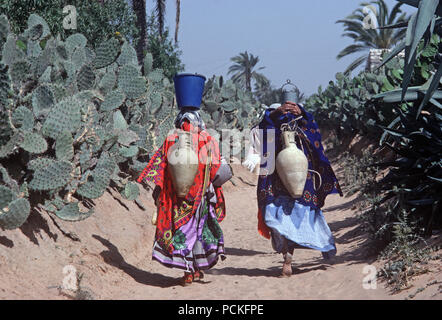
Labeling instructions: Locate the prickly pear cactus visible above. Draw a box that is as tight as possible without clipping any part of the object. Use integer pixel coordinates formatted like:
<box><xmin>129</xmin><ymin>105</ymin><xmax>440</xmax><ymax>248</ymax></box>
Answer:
<box><xmin>0</xmin><ymin>14</ymin><xmax>260</xmax><ymax>230</ymax></box>
<box><xmin>201</xmin><ymin>75</ymin><xmax>261</xmax><ymax>132</ymax></box>
<box><xmin>0</xmin><ymin>185</ymin><xmax>31</xmax><ymax>230</ymax></box>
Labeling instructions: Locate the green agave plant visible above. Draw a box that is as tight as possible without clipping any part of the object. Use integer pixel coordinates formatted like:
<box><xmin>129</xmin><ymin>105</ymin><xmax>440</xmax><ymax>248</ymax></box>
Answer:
<box><xmin>377</xmin><ymin>0</ymin><xmax>442</xmax><ymax>116</ymax></box>
<box><xmin>305</xmin><ymin>0</ymin><xmax>441</xmax><ymax>242</ymax></box>
<box><xmin>372</xmin><ymin>0</ymin><xmax>442</xmax><ymax>237</ymax></box>
<box><xmin>374</xmin><ymin>107</ymin><xmax>441</xmax><ymax>236</ymax></box>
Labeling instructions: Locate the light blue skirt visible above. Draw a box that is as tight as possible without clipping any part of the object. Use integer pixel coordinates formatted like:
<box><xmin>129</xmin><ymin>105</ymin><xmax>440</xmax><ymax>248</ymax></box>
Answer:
<box><xmin>264</xmin><ymin>196</ymin><xmax>336</xmax><ymax>258</ymax></box>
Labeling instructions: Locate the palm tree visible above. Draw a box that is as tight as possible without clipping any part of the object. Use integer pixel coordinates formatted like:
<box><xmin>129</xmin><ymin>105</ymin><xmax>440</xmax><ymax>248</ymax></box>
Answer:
<box><xmin>155</xmin><ymin>0</ymin><xmax>166</xmax><ymax>39</ymax></box>
<box><xmin>336</xmin><ymin>0</ymin><xmax>409</xmax><ymax>74</ymax></box>
<box><xmin>228</xmin><ymin>51</ymin><xmax>266</xmax><ymax>92</ymax></box>
<box><xmin>132</xmin><ymin>0</ymin><xmax>147</xmax><ymax>65</ymax></box>
<box><xmin>175</xmin><ymin>0</ymin><xmax>180</xmax><ymax>43</ymax></box>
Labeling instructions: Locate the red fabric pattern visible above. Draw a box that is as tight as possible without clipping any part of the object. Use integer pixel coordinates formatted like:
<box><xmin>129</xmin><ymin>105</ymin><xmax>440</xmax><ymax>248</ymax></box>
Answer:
<box><xmin>257</xmin><ymin>207</ymin><xmax>271</xmax><ymax>240</ymax></box>
<box><xmin>138</xmin><ymin>121</ymin><xmax>226</xmax><ymax>253</ymax></box>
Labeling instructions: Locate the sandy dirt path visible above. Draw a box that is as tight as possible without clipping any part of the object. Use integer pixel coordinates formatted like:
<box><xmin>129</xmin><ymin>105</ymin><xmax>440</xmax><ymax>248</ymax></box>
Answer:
<box><xmin>0</xmin><ymin>164</ymin><xmax>440</xmax><ymax>300</ymax></box>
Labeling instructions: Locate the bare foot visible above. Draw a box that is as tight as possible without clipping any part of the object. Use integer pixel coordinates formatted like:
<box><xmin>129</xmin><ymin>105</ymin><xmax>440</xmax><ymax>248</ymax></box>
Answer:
<box><xmin>280</xmin><ymin>253</ymin><xmax>293</xmax><ymax>277</ymax></box>
<box><xmin>281</xmin><ymin>262</ymin><xmax>292</xmax><ymax>277</ymax></box>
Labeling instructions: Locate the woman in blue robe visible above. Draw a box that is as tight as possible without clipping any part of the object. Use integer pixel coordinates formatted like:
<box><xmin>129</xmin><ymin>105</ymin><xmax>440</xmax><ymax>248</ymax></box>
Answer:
<box><xmin>255</xmin><ymin>102</ymin><xmax>343</xmax><ymax>277</ymax></box>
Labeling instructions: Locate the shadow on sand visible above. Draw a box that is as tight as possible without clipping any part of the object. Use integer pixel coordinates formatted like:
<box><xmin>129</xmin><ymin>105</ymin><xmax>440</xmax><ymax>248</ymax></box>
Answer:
<box><xmin>93</xmin><ymin>235</ymin><xmax>177</xmax><ymax>288</ymax></box>
<box><xmin>19</xmin><ymin>208</ymin><xmax>58</xmax><ymax>245</ymax></box>
<box><xmin>323</xmin><ymin>194</ymin><xmax>365</xmax><ymax>213</ymax></box>
<box><xmin>224</xmin><ymin>247</ymin><xmax>268</xmax><ymax>256</ymax></box>
<box><xmin>206</xmin><ymin>263</ymin><xmax>331</xmax><ymax>278</ymax></box>
<box><xmin>0</xmin><ymin>235</ymin><xmax>13</xmax><ymax>248</ymax></box>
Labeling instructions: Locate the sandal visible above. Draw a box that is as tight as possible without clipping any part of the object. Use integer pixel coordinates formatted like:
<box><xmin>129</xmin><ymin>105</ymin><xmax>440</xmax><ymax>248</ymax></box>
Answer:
<box><xmin>193</xmin><ymin>270</ymin><xmax>204</xmax><ymax>282</ymax></box>
<box><xmin>180</xmin><ymin>272</ymin><xmax>193</xmax><ymax>287</ymax></box>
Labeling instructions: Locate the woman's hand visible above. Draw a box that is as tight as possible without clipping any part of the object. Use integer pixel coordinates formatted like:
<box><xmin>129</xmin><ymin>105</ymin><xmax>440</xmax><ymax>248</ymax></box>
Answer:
<box><xmin>270</xmin><ymin>102</ymin><xmax>303</xmax><ymax>120</ymax></box>
<box><xmin>278</xmin><ymin>102</ymin><xmax>302</xmax><ymax>116</ymax></box>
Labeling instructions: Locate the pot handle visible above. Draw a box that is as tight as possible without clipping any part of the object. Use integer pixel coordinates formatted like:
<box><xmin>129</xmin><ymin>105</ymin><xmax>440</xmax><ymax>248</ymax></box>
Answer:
<box><xmin>308</xmin><ymin>169</ymin><xmax>322</xmax><ymax>191</ymax></box>
<box><xmin>281</xmin><ymin>79</ymin><xmax>298</xmax><ymax>91</ymax></box>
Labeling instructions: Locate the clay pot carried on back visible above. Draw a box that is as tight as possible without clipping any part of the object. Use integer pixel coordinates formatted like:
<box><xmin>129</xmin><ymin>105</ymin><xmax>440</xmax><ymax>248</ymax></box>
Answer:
<box><xmin>167</xmin><ymin>131</ymin><xmax>199</xmax><ymax>198</ymax></box>
<box><xmin>276</xmin><ymin>131</ymin><xmax>308</xmax><ymax>198</ymax></box>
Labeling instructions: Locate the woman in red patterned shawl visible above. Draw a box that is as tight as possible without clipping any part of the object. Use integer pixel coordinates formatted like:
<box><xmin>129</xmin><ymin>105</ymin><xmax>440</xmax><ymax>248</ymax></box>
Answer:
<box><xmin>138</xmin><ymin>74</ymin><xmax>232</xmax><ymax>286</ymax></box>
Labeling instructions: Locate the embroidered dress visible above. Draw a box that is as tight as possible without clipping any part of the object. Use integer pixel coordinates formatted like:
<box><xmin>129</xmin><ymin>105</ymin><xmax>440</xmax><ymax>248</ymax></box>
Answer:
<box><xmin>138</xmin><ymin>120</ymin><xmax>226</xmax><ymax>272</ymax></box>
<box><xmin>151</xmin><ymin>184</ymin><xmax>225</xmax><ymax>271</ymax></box>
<box><xmin>256</xmin><ymin>105</ymin><xmax>342</xmax><ymax>258</ymax></box>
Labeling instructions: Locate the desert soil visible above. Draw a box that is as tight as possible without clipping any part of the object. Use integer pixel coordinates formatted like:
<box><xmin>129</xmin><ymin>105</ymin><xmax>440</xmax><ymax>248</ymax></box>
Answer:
<box><xmin>0</xmin><ymin>161</ymin><xmax>440</xmax><ymax>300</ymax></box>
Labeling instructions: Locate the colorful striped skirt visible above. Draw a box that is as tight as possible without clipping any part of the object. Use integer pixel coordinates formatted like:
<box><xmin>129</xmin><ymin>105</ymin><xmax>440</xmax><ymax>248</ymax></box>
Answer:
<box><xmin>152</xmin><ymin>186</ymin><xmax>226</xmax><ymax>272</ymax></box>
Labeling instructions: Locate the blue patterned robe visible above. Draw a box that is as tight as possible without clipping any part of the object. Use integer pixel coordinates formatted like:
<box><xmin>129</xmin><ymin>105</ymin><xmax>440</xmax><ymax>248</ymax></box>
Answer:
<box><xmin>257</xmin><ymin>106</ymin><xmax>343</xmax><ymax>256</ymax></box>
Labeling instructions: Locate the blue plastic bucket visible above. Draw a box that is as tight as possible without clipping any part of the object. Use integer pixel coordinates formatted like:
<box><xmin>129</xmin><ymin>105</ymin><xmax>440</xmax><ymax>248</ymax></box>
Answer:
<box><xmin>173</xmin><ymin>73</ymin><xmax>206</xmax><ymax>109</ymax></box>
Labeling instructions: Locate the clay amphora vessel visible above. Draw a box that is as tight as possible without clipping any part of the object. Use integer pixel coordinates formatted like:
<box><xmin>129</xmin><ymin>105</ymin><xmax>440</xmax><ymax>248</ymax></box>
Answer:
<box><xmin>167</xmin><ymin>131</ymin><xmax>199</xmax><ymax>198</ymax></box>
<box><xmin>276</xmin><ymin>131</ymin><xmax>308</xmax><ymax>198</ymax></box>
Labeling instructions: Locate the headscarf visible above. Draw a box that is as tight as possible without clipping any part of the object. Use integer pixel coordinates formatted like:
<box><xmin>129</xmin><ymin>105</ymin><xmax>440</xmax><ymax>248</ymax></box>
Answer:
<box><xmin>174</xmin><ymin>108</ymin><xmax>206</xmax><ymax>130</ymax></box>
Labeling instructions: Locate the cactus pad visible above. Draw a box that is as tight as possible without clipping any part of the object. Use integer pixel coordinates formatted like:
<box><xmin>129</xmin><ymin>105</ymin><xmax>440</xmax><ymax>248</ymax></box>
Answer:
<box><xmin>71</xmin><ymin>46</ymin><xmax>87</xmax><ymax>70</ymax></box>
<box><xmin>55</xmin><ymin>131</ymin><xmax>74</xmax><ymax>161</ymax></box>
<box><xmin>26</xmin><ymin>14</ymin><xmax>50</xmax><ymax>39</ymax></box>
<box><xmin>113</xmin><ymin>110</ymin><xmax>128</xmax><ymax>130</ymax></box>
<box><xmin>130</xmin><ymin>160</ymin><xmax>148</xmax><ymax>174</ymax></box>
<box><xmin>65</xmin><ymin>33</ymin><xmax>87</xmax><ymax>57</ymax></box>
<box><xmin>117</xmin><ymin>130</ymin><xmax>139</xmax><ymax>146</ymax></box>
<box><xmin>101</xmin><ymin>89</ymin><xmax>125</xmax><ymax>112</ymax></box>
<box><xmin>0</xmin><ymin>164</ymin><xmax>19</xmax><ymax>193</ymax></box>
<box><xmin>0</xmin><ymin>185</ymin><xmax>15</xmax><ymax>208</ymax></box>
<box><xmin>0</xmin><ymin>133</ymin><xmax>23</xmax><ymax>159</ymax></box>
<box><xmin>79</xmin><ymin>144</ymin><xmax>92</xmax><ymax>170</ymax></box>
<box><xmin>93</xmin><ymin>38</ymin><xmax>121</xmax><ymax>69</ymax></box>
<box><xmin>19</xmin><ymin>182</ymin><xmax>29</xmax><ymax>198</ymax></box>
<box><xmin>28</xmin><ymin>158</ymin><xmax>72</xmax><ymax>191</ymax></box>
<box><xmin>10</xmin><ymin>60</ymin><xmax>31</xmax><ymax>83</ymax></box>
<box><xmin>150</xmin><ymin>91</ymin><xmax>163</xmax><ymax>110</ymax></box>
<box><xmin>56</xmin><ymin>44</ymin><xmax>68</xmax><ymax>60</ymax></box>
<box><xmin>2</xmin><ymin>35</ymin><xmax>25</xmax><ymax>66</ymax></box>
<box><xmin>76</xmin><ymin>64</ymin><xmax>95</xmax><ymax>91</ymax></box>
<box><xmin>116</xmin><ymin>41</ymin><xmax>138</xmax><ymax>66</ymax></box>
<box><xmin>143</xmin><ymin>52</ymin><xmax>153</xmax><ymax>76</ymax></box>
<box><xmin>20</xmin><ymin>132</ymin><xmax>48</xmax><ymax>154</ymax></box>
<box><xmin>28</xmin><ymin>157</ymin><xmax>53</xmax><ymax>171</ymax></box>
<box><xmin>119</xmin><ymin>145</ymin><xmax>138</xmax><ymax>158</ymax></box>
<box><xmin>39</xmin><ymin>65</ymin><xmax>52</xmax><ymax>82</ymax></box>
<box><xmin>221</xmin><ymin>101</ymin><xmax>237</xmax><ymax>113</ymax></box>
<box><xmin>32</xmin><ymin>85</ymin><xmax>55</xmax><ymax>119</ymax></box>
<box><xmin>118</xmin><ymin>64</ymin><xmax>146</xmax><ymax>99</ymax></box>
<box><xmin>76</xmin><ymin>168</ymin><xmax>110</xmax><ymax>199</ymax></box>
<box><xmin>0</xmin><ymin>15</ymin><xmax>10</xmax><ymax>48</ymax></box>
<box><xmin>0</xmin><ymin>63</ymin><xmax>11</xmax><ymax>108</ymax></box>
<box><xmin>122</xmin><ymin>182</ymin><xmax>139</xmax><ymax>201</ymax></box>
<box><xmin>147</xmin><ymin>69</ymin><xmax>164</xmax><ymax>83</ymax></box>
<box><xmin>203</xmin><ymin>100</ymin><xmax>219</xmax><ymax>113</ymax></box>
<box><xmin>221</xmin><ymin>84</ymin><xmax>236</xmax><ymax>100</ymax></box>
<box><xmin>0</xmin><ymin>197</ymin><xmax>31</xmax><ymax>230</ymax></box>
<box><xmin>99</xmin><ymin>71</ymin><xmax>117</xmax><ymax>94</ymax></box>
<box><xmin>55</xmin><ymin>202</ymin><xmax>93</xmax><ymax>222</ymax></box>
<box><xmin>27</xmin><ymin>23</ymin><xmax>43</xmax><ymax>40</ymax></box>
<box><xmin>41</xmin><ymin>96</ymin><xmax>82</xmax><ymax>139</ymax></box>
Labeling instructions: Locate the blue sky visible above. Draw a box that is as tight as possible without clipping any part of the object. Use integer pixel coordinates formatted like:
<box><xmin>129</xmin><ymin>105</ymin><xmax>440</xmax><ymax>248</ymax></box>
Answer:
<box><xmin>146</xmin><ymin>0</ymin><xmax>416</xmax><ymax>96</ymax></box>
